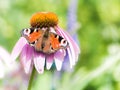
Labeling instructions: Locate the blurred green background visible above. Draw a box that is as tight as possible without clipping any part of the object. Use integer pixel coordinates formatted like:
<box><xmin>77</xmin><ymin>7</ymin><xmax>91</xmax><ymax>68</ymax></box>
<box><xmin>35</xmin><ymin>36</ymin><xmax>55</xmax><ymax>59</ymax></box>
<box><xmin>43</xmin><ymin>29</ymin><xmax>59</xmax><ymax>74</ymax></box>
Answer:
<box><xmin>0</xmin><ymin>0</ymin><xmax>120</xmax><ymax>90</ymax></box>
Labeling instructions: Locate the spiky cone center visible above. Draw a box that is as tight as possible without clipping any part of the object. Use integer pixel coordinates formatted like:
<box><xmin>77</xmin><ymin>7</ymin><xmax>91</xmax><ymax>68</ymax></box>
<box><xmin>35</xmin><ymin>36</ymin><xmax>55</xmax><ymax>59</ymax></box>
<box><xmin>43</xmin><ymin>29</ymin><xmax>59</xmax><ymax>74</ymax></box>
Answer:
<box><xmin>30</xmin><ymin>12</ymin><xmax>58</xmax><ymax>28</ymax></box>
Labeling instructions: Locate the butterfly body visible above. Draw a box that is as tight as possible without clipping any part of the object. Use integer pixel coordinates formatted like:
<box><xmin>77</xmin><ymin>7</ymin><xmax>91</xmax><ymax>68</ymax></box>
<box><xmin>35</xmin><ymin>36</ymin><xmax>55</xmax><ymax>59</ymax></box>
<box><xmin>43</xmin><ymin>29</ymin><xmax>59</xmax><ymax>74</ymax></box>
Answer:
<box><xmin>21</xmin><ymin>27</ymin><xmax>69</xmax><ymax>54</ymax></box>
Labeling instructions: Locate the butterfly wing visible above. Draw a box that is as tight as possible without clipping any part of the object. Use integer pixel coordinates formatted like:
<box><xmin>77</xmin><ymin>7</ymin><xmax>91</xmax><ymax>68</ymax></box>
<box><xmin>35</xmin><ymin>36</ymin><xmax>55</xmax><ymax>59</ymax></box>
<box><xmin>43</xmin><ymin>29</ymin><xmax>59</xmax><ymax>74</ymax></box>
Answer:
<box><xmin>49</xmin><ymin>32</ymin><xmax>69</xmax><ymax>52</ymax></box>
<box><xmin>27</xmin><ymin>29</ymin><xmax>44</xmax><ymax>44</ymax></box>
<box><xmin>21</xmin><ymin>28</ymin><xmax>44</xmax><ymax>47</ymax></box>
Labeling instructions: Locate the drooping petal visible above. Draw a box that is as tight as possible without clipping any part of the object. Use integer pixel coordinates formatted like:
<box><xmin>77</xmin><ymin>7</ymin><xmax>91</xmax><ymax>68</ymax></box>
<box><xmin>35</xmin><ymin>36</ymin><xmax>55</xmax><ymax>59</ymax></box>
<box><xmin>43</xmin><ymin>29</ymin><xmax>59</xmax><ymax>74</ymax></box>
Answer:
<box><xmin>46</xmin><ymin>54</ymin><xmax>54</xmax><ymax>70</ymax></box>
<box><xmin>33</xmin><ymin>52</ymin><xmax>45</xmax><ymax>74</ymax></box>
<box><xmin>64</xmin><ymin>30</ymin><xmax>80</xmax><ymax>62</ymax></box>
<box><xmin>56</xmin><ymin>26</ymin><xmax>80</xmax><ymax>53</ymax></box>
<box><xmin>62</xmin><ymin>51</ymin><xmax>72</xmax><ymax>72</ymax></box>
<box><xmin>0</xmin><ymin>46</ymin><xmax>11</xmax><ymax>66</ymax></box>
<box><xmin>55</xmin><ymin>28</ymin><xmax>75</xmax><ymax>67</ymax></box>
<box><xmin>55</xmin><ymin>26</ymin><xmax>80</xmax><ymax>67</ymax></box>
<box><xmin>57</xmin><ymin>31</ymin><xmax>74</xmax><ymax>67</ymax></box>
<box><xmin>11</xmin><ymin>37</ymin><xmax>27</xmax><ymax>61</ymax></box>
<box><xmin>54</xmin><ymin>49</ymin><xmax>65</xmax><ymax>71</ymax></box>
<box><xmin>67</xmin><ymin>48</ymin><xmax>74</xmax><ymax>68</ymax></box>
<box><xmin>20</xmin><ymin>44</ymin><xmax>33</xmax><ymax>74</ymax></box>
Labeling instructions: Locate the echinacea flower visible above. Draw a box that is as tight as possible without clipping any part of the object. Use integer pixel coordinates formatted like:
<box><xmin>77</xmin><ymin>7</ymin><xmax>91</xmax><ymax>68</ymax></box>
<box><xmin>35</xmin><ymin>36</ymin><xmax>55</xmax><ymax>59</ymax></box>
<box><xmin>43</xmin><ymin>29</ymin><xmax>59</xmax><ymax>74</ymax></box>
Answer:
<box><xmin>11</xmin><ymin>12</ymin><xmax>80</xmax><ymax>74</ymax></box>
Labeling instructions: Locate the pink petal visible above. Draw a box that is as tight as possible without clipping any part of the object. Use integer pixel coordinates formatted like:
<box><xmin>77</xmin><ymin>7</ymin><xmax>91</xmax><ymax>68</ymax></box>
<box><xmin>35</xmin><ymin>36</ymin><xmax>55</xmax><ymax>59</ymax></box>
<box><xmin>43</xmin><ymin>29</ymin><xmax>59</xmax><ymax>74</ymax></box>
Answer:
<box><xmin>46</xmin><ymin>54</ymin><xmax>54</xmax><ymax>70</ymax></box>
<box><xmin>56</xmin><ymin>33</ymin><xmax>74</xmax><ymax>67</ymax></box>
<box><xmin>67</xmin><ymin>48</ymin><xmax>74</xmax><ymax>68</ymax></box>
<box><xmin>11</xmin><ymin>37</ymin><xmax>27</xmax><ymax>61</ymax></box>
<box><xmin>56</xmin><ymin>27</ymin><xmax>75</xmax><ymax>67</ymax></box>
<box><xmin>55</xmin><ymin>26</ymin><xmax>80</xmax><ymax>67</ymax></box>
<box><xmin>54</xmin><ymin>49</ymin><xmax>65</xmax><ymax>71</ymax></box>
<box><xmin>33</xmin><ymin>52</ymin><xmax>45</xmax><ymax>74</ymax></box>
<box><xmin>0</xmin><ymin>46</ymin><xmax>10</xmax><ymax>66</ymax></box>
<box><xmin>20</xmin><ymin>44</ymin><xmax>33</xmax><ymax>74</ymax></box>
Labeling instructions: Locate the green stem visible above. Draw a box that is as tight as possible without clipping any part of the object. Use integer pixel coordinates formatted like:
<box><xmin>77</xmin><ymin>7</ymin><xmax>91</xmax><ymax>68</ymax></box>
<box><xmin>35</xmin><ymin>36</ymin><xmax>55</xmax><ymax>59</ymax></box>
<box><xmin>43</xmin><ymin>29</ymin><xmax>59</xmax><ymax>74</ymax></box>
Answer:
<box><xmin>27</xmin><ymin>67</ymin><xmax>36</xmax><ymax>90</ymax></box>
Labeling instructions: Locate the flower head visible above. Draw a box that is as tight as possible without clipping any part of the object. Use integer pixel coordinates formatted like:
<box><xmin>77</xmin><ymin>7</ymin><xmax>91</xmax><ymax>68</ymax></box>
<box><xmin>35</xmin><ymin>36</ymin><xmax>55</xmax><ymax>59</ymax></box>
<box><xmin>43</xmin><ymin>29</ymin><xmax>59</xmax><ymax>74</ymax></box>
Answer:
<box><xmin>30</xmin><ymin>12</ymin><xmax>58</xmax><ymax>28</ymax></box>
<box><xmin>11</xmin><ymin>12</ymin><xmax>80</xmax><ymax>74</ymax></box>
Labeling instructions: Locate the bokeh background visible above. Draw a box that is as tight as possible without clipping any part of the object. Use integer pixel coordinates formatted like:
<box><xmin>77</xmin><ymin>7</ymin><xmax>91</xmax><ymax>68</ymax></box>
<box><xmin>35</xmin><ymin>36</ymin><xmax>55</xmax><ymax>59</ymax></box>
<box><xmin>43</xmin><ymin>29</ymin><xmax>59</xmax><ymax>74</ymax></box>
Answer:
<box><xmin>0</xmin><ymin>0</ymin><xmax>120</xmax><ymax>90</ymax></box>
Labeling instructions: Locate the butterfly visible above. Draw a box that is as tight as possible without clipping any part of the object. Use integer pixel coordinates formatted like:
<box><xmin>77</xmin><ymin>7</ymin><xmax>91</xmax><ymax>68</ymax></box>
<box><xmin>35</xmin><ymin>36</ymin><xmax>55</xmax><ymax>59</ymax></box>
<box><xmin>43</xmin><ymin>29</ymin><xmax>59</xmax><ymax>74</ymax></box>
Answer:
<box><xmin>21</xmin><ymin>27</ymin><xmax>69</xmax><ymax>54</ymax></box>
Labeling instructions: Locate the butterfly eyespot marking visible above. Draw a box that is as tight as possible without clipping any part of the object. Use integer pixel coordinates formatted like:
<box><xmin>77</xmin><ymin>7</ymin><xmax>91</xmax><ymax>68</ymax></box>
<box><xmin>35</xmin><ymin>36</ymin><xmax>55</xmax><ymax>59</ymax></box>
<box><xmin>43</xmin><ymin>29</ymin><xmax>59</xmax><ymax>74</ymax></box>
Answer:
<box><xmin>50</xmin><ymin>45</ymin><xmax>55</xmax><ymax>52</ymax></box>
<box><xmin>51</xmin><ymin>47</ymin><xmax>53</xmax><ymax>50</ymax></box>
<box><xmin>60</xmin><ymin>39</ymin><xmax>68</xmax><ymax>47</ymax></box>
<box><xmin>63</xmin><ymin>40</ymin><xmax>66</xmax><ymax>43</ymax></box>
<box><xmin>23</xmin><ymin>28</ymin><xmax>31</xmax><ymax>36</ymax></box>
<box><xmin>30</xmin><ymin>40</ymin><xmax>37</xmax><ymax>46</ymax></box>
<box><xmin>30</xmin><ymin>43</ymin><xmax>34</xmax><ymax>46</ymax></box>
<box><xmin>30</xmin><ymin>42</ymin><xmax>35</xmax><ymax>46</ymax></box>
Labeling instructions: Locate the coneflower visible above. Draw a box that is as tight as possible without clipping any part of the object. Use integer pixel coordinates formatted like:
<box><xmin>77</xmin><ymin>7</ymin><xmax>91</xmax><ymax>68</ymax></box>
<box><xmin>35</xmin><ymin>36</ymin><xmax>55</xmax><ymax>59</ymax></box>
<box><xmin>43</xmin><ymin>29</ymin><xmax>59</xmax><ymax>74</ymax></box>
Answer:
<box><xmin>11</xmin><ymin>12</ymin><xmax>80</xmax><ymax>74</ymax></box>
